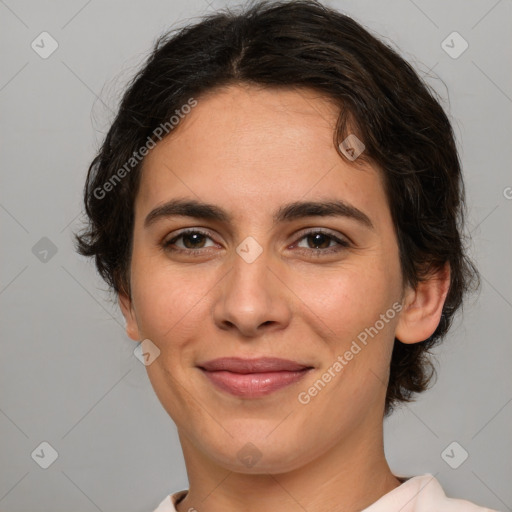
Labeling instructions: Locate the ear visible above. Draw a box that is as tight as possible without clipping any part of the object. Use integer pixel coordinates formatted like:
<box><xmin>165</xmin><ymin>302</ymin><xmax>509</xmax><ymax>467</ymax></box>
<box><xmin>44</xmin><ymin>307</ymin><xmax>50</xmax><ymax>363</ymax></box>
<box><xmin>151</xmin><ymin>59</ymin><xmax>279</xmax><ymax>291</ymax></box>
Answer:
<box><xmin>118</xmin><ymin>291</ymin><xmax>141</xmax><ymax>341</ymax></box>
<box><xmin>395</xmin><ymin>262</ymin><xmax>450</xmax><ymax>344</ymax></box>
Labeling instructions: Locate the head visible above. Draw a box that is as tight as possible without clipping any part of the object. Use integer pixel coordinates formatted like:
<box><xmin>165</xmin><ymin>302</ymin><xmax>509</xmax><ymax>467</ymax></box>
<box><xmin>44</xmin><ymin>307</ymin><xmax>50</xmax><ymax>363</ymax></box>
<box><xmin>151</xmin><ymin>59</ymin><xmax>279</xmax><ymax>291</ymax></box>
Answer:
<box><xmin>75</xmin><ymin>0</ymin><xmax>478</xmax><ymax>473</ymax></box>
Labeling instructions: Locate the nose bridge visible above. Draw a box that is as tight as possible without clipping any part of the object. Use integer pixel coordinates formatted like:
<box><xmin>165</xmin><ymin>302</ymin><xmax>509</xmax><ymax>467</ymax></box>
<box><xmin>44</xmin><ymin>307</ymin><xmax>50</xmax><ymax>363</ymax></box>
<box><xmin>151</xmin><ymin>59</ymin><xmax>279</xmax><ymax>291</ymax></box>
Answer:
<box><xmin>226</xmin><ymin>230</ymin><xmax>271</xmax><ymax>284</ymax></box>
<box><xmin>227</xmin><ymin>237</ymin><xmax>274</xmax><ymax>306</ymax></box>
<box><xmin>212</xmin><ymin>236</ymin><xmax>290</xmax><ymax>335</ymax></box>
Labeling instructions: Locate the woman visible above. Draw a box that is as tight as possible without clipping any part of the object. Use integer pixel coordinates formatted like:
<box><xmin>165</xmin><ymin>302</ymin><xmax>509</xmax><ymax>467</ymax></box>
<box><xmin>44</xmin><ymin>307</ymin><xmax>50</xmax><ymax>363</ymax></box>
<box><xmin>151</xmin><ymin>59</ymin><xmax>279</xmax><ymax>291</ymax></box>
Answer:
<box><xmin>74</xmin><ymin>1</ymin><xmax>497</xmax><ymax>510</ymax></box>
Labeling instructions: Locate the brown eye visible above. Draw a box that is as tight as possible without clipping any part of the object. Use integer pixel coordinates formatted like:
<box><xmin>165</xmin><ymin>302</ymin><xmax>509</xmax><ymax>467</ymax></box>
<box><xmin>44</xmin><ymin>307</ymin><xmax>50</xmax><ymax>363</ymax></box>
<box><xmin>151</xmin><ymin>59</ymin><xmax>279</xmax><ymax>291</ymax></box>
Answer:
<box><xmin>163</xmin><ymin>229</ymin><xmax>215</xmax><ymax>252</ymax></box>
<box><xmin>294</xmin><ymin>230</ymin><xmax>350</xmax><ymax>255</ymax></box>
<box><xmin>304</xmin><ymin>232</ymin><xmax>332</xmax><ymax>249</ymax></box>
<box><xmin>179</xmin><ymin>232</ymin><xmax>207</xmax><ymax>249</ymax></box>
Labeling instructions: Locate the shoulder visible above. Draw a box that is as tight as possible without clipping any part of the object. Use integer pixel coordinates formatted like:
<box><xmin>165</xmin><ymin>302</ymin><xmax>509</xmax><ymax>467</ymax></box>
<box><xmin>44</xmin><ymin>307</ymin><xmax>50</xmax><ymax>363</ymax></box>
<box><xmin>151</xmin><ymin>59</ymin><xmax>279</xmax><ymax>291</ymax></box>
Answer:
<box><xmin>154</xmin><ymin>478</ymin><xmax>499</xmax><ymax>512</ymax></box>
<box><xmin>152</xmin><ymin>490</ymin><xmax>188</xmax><ymax>512</ymax></box>
<box><xmin>363</xmin><ymin>474</ymin><xmax>499</xmax><ymax>512</ymax></box>
<box><xmin>414</xmin><ymin>474</ymin><xmax>498</xmax><ymax>512</ymax></box>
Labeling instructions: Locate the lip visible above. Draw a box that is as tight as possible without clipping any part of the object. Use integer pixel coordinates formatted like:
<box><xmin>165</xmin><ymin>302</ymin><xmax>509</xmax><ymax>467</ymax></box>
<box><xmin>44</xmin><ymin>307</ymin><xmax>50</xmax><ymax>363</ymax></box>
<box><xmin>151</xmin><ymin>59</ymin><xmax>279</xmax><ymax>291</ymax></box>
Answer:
<box><xmin>198</xmin><ymin>357</ymin><xmax>313</xmax><ymax>398</ymax></box>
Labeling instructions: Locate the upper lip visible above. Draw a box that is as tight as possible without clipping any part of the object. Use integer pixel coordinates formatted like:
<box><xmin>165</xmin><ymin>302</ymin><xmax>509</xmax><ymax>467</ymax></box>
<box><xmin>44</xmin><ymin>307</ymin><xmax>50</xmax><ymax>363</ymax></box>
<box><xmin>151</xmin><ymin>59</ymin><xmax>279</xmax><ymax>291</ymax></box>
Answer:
<box><xmin>198</xmin><ymin>357</ymin><xmax>312</xmax><ymax>373</ymax></box>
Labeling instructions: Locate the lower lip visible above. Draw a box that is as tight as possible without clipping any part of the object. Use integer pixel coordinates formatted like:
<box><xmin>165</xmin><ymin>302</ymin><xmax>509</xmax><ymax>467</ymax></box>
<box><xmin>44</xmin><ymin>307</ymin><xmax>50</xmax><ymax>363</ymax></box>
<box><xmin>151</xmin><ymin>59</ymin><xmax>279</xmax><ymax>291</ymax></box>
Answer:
<box><xmin>201</xmin><ymin>369</ymin><xmax>311</xmax><ymax>398</ymax></box>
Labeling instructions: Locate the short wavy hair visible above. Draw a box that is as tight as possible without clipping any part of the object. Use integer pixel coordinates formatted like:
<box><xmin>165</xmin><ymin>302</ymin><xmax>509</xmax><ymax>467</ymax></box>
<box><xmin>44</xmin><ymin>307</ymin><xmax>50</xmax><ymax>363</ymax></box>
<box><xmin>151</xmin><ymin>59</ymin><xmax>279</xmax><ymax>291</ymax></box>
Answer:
<box><xmin>75</xmin><ymin>0</ymin><xmax>479</xmax><ymax>416</ymax></box>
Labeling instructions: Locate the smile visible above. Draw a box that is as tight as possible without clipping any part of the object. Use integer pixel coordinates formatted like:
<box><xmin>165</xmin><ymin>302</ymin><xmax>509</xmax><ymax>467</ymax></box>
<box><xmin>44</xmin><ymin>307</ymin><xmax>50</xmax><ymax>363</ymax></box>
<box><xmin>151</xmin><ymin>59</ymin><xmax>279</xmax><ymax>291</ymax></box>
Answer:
<box><xmin>198</xmin><ymin>357</ymin><xmax>313</xmax><ymax>398</ymax></box>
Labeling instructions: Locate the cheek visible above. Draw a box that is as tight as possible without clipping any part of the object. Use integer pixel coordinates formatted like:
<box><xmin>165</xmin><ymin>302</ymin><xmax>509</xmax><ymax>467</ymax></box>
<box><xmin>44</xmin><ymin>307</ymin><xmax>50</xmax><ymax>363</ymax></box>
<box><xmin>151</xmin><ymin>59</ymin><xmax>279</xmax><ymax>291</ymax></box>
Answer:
<box><xmin>129</xmin><ymin>250</ymin><xmax>212</xmax><ymax>341</ymax></box>
<box><xmin>293</xmin><ymin>258</ymin><xmax>401</xmax><ymax>341</ymax></box>
<box><xmin>292</xmin><ymin>266</ymin><xmax>401</xmax><ymax>414</ymax></box>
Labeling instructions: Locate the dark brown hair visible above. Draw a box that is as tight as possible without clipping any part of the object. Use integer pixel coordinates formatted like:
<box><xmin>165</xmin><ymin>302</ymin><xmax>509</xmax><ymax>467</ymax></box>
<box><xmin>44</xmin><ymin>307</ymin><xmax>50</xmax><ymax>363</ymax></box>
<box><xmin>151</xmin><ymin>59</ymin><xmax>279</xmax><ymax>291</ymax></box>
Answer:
<box><xmin>75</xmin><ymin>0</ymin><xmax>479</xmax><ymax>416</ymax></box>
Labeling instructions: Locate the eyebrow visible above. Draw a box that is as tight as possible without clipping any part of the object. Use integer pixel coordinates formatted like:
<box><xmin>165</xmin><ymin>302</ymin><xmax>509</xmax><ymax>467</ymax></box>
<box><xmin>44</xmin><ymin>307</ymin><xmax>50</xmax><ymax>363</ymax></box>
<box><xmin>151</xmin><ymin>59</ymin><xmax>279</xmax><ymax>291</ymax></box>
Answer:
<box><xmin>144</xmin><ymin>198</ymin><xmax>374</xmax><ymax>230</ymax></box>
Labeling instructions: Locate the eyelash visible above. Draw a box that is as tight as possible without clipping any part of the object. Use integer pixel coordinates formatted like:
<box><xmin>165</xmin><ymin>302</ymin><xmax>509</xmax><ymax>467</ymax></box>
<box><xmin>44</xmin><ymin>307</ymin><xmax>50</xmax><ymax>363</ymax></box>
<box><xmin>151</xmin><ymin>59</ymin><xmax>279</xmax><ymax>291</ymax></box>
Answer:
<box><xmin>162</xmin><ymin>228</ymin><xmax>350</xmax><ymax>256</ymax></box>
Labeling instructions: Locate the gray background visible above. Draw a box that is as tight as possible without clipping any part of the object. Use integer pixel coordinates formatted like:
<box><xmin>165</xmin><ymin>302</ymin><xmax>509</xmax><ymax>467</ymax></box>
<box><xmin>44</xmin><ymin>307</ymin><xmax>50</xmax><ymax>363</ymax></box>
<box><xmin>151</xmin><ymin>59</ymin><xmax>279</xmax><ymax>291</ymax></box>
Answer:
<box><xmin>1</xmin><ymin>0</ymin><xmax>511</xmax><ymax>511</ymax></box>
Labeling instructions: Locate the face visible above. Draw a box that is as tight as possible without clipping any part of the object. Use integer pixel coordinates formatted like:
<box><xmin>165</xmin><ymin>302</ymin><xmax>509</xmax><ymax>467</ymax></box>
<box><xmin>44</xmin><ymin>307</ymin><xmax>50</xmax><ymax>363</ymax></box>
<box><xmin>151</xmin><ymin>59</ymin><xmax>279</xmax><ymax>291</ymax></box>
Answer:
<box><xmin>120</xmin><ymin>84</ymin><xmax>409</xmax><ymax>474</ymax></box>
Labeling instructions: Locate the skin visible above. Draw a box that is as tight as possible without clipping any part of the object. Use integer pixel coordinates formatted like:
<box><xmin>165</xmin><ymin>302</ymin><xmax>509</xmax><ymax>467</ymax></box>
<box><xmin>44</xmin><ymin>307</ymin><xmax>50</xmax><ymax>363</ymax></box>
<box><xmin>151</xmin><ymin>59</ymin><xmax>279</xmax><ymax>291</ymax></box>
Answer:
<box><xmin>119</xmin><ymin>84</ymin><xmax>450</xmax><ymax>512</ymax></box>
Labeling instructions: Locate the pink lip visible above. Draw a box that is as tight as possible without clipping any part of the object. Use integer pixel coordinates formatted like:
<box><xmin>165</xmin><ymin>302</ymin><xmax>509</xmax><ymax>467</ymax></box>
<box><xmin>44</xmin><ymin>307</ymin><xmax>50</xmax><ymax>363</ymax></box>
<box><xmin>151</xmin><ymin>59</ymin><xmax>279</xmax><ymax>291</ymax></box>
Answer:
<box><xmin>198</xmin><ymin>357</ymin><xmax>313</xmax><ymax>398</ymax></box>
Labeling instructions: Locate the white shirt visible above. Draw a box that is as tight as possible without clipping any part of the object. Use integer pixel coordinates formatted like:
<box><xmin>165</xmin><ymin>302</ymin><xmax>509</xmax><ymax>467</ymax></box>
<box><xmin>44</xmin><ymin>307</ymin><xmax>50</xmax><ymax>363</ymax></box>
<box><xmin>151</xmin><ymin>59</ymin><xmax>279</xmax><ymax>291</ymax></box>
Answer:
<box><xmin>152</xmin><ymin>473</ymin><xmax>499</xmax><ymax>511</ymax></box>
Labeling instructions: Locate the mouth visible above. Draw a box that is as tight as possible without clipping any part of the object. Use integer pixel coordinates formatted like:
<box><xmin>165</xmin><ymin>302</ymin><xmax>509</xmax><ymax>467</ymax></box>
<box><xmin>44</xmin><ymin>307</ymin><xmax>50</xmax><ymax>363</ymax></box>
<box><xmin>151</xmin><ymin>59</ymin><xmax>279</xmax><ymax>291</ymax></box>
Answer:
<box><xmin>197</xmin><ymin>357</ymin><xmax>314</xmax><ymax>398</ymax></box>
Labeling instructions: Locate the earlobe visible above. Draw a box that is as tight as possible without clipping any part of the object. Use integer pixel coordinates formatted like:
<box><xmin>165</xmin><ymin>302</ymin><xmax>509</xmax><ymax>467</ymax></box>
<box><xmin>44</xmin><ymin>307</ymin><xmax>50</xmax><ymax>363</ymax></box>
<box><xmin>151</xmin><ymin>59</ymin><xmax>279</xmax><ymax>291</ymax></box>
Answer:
<box><xmin>118</xmin><ymin>292</ymin><xmax>141</xmax><ymax>341</ymax></box>
<box><xmin>395</xmin><ymin>263</ymin><xmax>450</xmax><ymax>344</ymax></box>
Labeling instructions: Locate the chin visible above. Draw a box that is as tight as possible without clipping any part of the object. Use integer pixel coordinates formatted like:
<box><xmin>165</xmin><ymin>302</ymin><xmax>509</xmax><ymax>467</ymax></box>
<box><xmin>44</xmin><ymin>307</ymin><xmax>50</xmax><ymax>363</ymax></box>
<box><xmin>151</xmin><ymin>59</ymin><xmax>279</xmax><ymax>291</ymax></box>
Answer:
<box><xmin>201</xmin><ymin>434</ymin><xmax>316</xmax><ymax>475</ymax></box>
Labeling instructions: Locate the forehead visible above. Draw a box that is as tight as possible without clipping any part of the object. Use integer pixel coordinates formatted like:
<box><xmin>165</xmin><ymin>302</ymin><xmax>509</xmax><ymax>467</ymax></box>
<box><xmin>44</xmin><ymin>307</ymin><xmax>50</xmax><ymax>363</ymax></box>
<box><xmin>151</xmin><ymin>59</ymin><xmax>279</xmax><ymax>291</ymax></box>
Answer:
<box><xmin>135</xmin><ymin>84</ymin><xmax>387</xmax><ymax>226</ymax></box>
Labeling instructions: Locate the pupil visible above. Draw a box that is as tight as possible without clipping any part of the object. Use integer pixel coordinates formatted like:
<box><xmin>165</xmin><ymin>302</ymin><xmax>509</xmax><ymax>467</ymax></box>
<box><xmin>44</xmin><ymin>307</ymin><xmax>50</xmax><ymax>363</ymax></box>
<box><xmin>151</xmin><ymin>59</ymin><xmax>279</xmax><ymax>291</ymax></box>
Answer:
<box><xmin>309</xmin><ymin>233</ymin><xmax>329</xmax><ymax>249</ymax></box>
<box><xmin>184</xmin><ymin>233</ymin><xmax>205</xmax><ymax>249</ymax></box>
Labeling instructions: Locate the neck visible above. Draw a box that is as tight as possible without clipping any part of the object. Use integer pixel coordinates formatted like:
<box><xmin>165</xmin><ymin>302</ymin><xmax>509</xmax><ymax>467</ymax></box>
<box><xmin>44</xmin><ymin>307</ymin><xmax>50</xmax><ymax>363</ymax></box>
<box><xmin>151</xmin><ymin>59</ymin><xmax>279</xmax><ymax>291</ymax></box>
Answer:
<box><xmin>175</xmin><ymin>421</ymin><xmax>401</xmax><ymax>512</ymax></box>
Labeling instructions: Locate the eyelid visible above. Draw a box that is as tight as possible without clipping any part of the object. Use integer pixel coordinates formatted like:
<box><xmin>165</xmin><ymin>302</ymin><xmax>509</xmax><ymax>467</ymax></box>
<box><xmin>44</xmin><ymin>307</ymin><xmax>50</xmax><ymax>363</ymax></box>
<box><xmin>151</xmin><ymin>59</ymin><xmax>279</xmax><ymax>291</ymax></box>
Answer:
<box><xmin>163</xmin><ymin>226</ymin><xmax>352</xmax><ymax>254</ymax></box>
<box><xmin>164</xmin><ymin>226</ymin><xmax>350</xmax><ymax>242</ymax></box>
<box><xmin>290</xmin><ymin>229</ymin><xmax>351</xmax><ymax>254</ymax></box>
<box><xmin>292</xmin><ymin>226</ymin><xmax>352</xmax><ymax>245</ymax></box>
<box><xmin>163</xmin><ymin>227</ymin><xmax>216</xmax><ymax>246</ymax></box>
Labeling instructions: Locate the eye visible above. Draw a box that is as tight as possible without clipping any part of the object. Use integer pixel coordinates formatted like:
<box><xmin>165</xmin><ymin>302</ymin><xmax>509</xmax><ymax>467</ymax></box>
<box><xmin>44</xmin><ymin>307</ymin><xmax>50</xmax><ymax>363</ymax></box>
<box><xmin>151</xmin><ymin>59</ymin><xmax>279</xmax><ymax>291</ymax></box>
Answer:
<box><xmin>163</xmin><ymin>229</ymin><xmax>217</xmax><ymax>253</ymax></box>
<box><xmin>162</xmin><ymin>228</ymin><xmax>351</xmax><ymax>256</ymax></box>
<box><xmin>293</xmin><ymin>229</ymin><xmax>350</xmax><ymax>255</ymax></box>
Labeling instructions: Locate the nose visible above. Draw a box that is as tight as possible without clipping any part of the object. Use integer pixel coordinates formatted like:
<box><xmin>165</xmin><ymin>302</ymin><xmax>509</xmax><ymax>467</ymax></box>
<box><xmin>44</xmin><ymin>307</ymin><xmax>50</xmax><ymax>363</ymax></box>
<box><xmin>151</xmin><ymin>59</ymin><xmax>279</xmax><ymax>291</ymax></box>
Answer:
<box><xmin>212</xmin><ymin>248</ymin><xmax>292</xmax><ymax>338</ymax></box>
